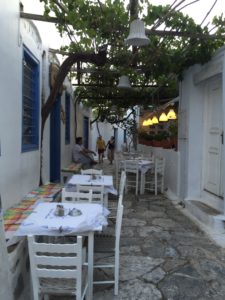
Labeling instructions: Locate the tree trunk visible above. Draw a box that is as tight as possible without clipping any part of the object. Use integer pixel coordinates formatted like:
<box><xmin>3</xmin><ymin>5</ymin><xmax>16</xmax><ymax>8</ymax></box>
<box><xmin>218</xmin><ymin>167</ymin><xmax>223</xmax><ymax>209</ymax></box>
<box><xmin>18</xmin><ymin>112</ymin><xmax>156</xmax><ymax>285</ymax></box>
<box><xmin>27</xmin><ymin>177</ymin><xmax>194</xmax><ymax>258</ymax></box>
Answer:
<box><xmin>39</xmin><ymin>48</ymin><xmax>107</xmax><ymax>185</ymax></box>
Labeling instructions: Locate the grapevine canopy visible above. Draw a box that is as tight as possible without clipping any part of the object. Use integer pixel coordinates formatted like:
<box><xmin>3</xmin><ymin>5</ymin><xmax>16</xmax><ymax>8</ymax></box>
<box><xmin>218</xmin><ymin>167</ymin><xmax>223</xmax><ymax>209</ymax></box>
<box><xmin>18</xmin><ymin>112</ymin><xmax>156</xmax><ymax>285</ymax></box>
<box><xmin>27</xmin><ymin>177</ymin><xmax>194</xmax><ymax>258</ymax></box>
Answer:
<box><xmin>40</xmin><ymin>0</ymin><xmax>225</xmax><ymax>123</ymax></box>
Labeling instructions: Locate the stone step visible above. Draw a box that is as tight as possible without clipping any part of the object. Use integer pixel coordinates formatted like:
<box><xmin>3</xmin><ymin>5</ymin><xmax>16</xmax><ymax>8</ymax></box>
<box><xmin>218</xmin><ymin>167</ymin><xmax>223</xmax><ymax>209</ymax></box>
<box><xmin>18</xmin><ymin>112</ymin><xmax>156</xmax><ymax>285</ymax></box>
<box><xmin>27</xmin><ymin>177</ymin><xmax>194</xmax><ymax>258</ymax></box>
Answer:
<box><xmin>184</xmin><ymin>200</ymin><xmax>225</xmax><ymax>232</ymax></box>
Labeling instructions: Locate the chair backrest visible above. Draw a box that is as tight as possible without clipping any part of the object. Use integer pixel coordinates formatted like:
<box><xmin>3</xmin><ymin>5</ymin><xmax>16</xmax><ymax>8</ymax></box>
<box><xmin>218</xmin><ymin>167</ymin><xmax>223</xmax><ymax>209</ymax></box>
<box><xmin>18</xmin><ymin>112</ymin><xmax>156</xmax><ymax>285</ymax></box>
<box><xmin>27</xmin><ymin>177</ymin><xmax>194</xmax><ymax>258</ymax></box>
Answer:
<box><xmin>76</xmin><ymin>185</ymin><xmax>104</xmax><ymax>205</ymax></box>
<box><xmin>118</xmin><ymin>171</ymin><xmax>126</xmax><ymax>196</ymax></box>
<box><xmin>115</xmin><ymin>201</ymin><xmax>124</xmax><ymax>251</ymax></box>
<box><xmin>81</xmin><ymin>169</ymin><xmax>103</xmax><ymax>175</ymax></box>
<box><xmin>124</xmin><ymin>160</ymin><xmax>139</xmax><ymax>174</ymax></box>
<box><xmin>155</xmin><ymin>156</ymin><xmax>165</xmax><ymax>176</ymax></box>
<box><xmin>115</xmin><ymin>156</ymin><xmax>124</xmax><ymax>189</ymax></box>
<box><xmin>61</xmin><ymin>188</ymin><xmax>93</xmax><ymax>203</ymax></box>
<box><xmin>28</xmin><ymin>235</ymin><xmax>87</xmax><ymax>300</ymax></box>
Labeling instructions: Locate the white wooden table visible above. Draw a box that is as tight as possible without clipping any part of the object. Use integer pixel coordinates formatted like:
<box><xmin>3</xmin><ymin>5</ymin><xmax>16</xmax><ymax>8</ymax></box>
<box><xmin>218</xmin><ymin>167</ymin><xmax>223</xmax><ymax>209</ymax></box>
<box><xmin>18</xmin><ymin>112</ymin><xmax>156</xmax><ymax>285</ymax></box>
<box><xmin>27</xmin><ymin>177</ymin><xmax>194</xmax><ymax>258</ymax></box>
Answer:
<box><xmin>15</xmin><ymin>202</ymin><xmax>109</xmax><ymax>300</ymax></box>
<box><xmin>120</xmin><ymin>159</ymin><xmax>154</xmax><ymax>194</ymax></box>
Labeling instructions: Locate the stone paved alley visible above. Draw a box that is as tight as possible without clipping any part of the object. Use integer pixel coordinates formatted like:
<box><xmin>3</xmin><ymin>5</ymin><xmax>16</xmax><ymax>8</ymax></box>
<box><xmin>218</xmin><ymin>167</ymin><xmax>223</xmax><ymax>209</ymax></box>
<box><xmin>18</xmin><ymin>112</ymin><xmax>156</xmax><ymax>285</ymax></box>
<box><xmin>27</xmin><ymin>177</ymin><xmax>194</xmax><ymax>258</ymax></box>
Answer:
<box><xmin>92</xmin><ymin>163</ymin><xmax>225</xmax><ymax>300</ymax></box>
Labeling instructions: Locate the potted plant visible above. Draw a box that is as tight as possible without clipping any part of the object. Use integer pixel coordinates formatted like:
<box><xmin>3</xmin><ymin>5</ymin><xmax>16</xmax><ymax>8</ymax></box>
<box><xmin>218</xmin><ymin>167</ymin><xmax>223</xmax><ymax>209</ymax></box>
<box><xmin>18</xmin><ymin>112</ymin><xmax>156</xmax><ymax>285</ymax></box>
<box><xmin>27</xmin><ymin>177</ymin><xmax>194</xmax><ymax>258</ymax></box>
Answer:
<box><xmin>138</xmin><ymin>130</ymin><xmax>154</xmax><ymax>146</ymax></box>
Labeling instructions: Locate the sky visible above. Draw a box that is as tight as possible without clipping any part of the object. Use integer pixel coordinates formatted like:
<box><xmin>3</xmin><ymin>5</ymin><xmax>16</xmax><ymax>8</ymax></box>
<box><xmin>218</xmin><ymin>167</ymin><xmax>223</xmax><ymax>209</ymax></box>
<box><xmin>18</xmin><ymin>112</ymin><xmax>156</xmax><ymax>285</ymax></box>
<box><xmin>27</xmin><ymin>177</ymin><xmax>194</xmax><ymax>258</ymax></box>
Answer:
<box><xmin>22</xmin><ymin>0</ymin><xmax>224</xmax><ymax>50</ymax></box>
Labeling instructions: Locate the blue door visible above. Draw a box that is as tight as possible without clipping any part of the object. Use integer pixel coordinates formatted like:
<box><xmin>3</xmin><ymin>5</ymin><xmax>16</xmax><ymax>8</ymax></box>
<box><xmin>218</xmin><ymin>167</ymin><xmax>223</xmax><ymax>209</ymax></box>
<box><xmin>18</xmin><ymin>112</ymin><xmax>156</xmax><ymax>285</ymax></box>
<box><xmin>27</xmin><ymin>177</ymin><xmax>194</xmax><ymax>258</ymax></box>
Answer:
<box><xmin>83</xmin><ymin>117</ymin><xmax>89</xmax><ymax>148</ymax></box>
<box><xmin>50</xmin><ymin>95</ymin><xmax>61</xmax><ymax>182</ymax></box>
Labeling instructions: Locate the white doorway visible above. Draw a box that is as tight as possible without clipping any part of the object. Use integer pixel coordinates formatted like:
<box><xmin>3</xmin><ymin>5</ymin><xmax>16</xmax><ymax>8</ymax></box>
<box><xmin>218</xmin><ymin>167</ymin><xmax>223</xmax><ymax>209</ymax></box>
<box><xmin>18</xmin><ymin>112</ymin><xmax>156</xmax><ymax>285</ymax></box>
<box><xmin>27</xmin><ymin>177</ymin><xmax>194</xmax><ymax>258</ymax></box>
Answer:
<box><xmin>203</xmin><ymin>76</ymin><xmax>223</xmax><ymax>197</ymax></box>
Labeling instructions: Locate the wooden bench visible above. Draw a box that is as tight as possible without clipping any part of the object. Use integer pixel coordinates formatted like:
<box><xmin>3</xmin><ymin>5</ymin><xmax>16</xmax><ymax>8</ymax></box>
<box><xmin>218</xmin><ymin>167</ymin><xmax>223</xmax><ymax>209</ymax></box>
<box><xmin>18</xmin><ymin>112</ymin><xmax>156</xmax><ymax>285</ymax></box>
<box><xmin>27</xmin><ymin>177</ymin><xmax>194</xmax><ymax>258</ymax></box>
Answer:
<box><xmin>61</xmin><ymin>162</ymin><xmax>82</xmax><ymax>183</ymax></box>
<box><xmin>3</xmin><ymin>182</ymin><xmax>62</xmax><ymax>246</ymax></box>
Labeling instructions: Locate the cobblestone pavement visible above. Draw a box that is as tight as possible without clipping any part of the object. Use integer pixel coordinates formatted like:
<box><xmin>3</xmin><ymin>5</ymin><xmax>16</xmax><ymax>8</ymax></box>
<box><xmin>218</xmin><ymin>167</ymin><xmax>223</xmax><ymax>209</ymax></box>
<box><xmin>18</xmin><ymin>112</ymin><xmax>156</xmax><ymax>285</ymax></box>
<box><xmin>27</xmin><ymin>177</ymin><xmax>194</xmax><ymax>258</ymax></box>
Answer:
<box><xmin>92</xmin><ymin>161</ymin><xmax>225</xmax><ymax>300</ymax></box>
<box><xmin>41</xmin><ymin>161</ymin><xmax>225</xmax><ymax>300</ymax></box>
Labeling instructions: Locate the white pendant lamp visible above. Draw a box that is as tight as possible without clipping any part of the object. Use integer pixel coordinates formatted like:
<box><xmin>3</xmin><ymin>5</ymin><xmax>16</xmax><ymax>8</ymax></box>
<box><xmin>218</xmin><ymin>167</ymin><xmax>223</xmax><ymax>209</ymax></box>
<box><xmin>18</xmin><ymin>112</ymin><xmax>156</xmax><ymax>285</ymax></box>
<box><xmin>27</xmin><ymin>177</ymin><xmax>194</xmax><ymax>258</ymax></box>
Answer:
<box><xmin>125</xmin><ymin>19</ymin><xmax>150</xmax><ymax>47</ymax></box>
<box><xmin>167</xmin><ymin>109</ymin><xmax>177</xmax><ymax>120</ymax></box>
<box><xmin>117</xmin><ymin>75</ymin><xmax>131</xmax><ymax>89</ymax></box>
<box><xmin>159</xmin><ymin>112</ymin><xmax>168</xmax><ymax>122</ymax></box>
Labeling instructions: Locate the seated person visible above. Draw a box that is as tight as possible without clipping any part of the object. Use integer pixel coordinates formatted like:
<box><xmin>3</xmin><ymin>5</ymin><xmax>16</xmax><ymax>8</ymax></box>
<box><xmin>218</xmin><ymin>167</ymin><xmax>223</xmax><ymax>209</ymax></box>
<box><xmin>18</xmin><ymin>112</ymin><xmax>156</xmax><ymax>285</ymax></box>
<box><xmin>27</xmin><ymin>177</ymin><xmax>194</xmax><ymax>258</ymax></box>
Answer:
<box><xmin>72</xmin><ymin>137</ymin><xmax>97</xmax><ymax>168</ymax></box>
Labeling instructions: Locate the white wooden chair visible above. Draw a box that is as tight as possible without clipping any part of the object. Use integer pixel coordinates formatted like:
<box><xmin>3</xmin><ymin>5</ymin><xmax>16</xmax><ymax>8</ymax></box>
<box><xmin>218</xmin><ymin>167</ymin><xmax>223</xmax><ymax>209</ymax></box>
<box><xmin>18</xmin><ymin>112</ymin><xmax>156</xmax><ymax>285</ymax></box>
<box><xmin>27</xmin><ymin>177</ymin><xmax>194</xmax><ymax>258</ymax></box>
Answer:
<box><xmin>108</xmin><ymin>170</ymin><xmax>126</xmax><ymax>215</ymax></box>
<box><xmin>81</xmin><ymin>168</ymin><xmax>103</xmax><ymax>175</ymax></box>
<box><xmin>28</xmin><ymin>235</ymin><xmax>88</xmax><ymax>300</ymax></box>
<box><xmin>118</xmin><ymin>170</ymin><xmax>126</xmax><ymax>197</ymax></box>
<box><xmin>114</xmin><ymin>153</ymin><xmax>124</xmax><ymax>189</ymax></box>
<box><xmin>76</xmin><ymin>184</ymin><xmax>104</xmax><ymax>205</ymax></box>
<box><xmin>144</xmin><ymin>156</ymin><xmax>165</xmax><ymax>195</ymax></box>
<box><xmin>61</xmin><ymin>188</ymin><xmax>93</xmax><ymax>203</ymax></box>
<box><xmin>93</xmin><ymin>200</ymin><xmax>124</xmax><ymax>295</ymax></box>
<box><xmin>124</xmin><ymin>160</ymin><xmax>139</xmax><ymax>195</ymax></box>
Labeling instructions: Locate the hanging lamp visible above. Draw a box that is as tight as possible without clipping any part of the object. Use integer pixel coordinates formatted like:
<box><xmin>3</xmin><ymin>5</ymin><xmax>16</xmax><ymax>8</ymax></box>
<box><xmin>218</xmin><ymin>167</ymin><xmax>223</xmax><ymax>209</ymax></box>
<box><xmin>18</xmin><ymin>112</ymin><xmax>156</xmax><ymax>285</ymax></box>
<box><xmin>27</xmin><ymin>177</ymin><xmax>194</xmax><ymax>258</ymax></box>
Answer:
<box><xmin>142</xmin><ymin>120</ymin><xmax>148</xmax><ymax>126</ymax></box>
<box><xmin>167</xmin><ymin>109</ymin><xmax>177</xmax><ymax>120</ymax></box>
<box><xmin>159</xmin><ymin>112</ymin><xmax>168</xmax><ymax>122</ymax></box>
<box><xmin>146</xmin><ymin>118</ymin><xmax>153</xmax><ymax>126</ymax></box>
<box><xmin>117</xmin><ymin>75</ymin><xmax>131</xmax><ymax>89</ymax></box>
<box><xmin>125</xmin><ymin>19</ymin><xmax>150</xmax><ymax>47</ymax></box>
<box><xmin>152</xmin><ymin>116</ymin><xmax>159</xmax><ymax>124</ymax></box>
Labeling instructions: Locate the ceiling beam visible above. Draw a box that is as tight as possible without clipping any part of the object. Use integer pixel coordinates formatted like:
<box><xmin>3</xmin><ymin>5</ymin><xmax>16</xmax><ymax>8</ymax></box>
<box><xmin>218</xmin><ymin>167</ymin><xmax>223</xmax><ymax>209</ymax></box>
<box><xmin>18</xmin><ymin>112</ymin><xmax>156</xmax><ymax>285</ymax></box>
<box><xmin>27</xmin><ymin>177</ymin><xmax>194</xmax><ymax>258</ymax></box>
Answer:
<box><xmin>146</xmin><ymin>29</ymin><xmax>223</xmax><ymax>40</ymax></box>
<box><xmin>72</xmin><ymin>83</ymin><xmax>160</xmax><ymax>88</ymax></box>
<box><xmin>20</xmin><ymin>12</ymin><xmax>59</xmax><ymax>23</ymax></box>
<box><xmin>20</xmin><ymin>12</ymin><xmax>223</xmax><ymax>40</ymax></box>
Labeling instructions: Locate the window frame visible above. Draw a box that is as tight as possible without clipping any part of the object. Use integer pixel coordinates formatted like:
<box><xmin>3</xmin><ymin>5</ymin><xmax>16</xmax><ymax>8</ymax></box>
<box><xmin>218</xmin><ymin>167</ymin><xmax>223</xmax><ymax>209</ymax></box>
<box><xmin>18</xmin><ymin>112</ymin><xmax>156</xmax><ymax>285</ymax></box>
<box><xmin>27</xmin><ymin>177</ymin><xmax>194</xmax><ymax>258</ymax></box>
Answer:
<box><xmin>22</xmin><ymin>46</ymin><xmax>40</xmax><ymax>152</ymax></box>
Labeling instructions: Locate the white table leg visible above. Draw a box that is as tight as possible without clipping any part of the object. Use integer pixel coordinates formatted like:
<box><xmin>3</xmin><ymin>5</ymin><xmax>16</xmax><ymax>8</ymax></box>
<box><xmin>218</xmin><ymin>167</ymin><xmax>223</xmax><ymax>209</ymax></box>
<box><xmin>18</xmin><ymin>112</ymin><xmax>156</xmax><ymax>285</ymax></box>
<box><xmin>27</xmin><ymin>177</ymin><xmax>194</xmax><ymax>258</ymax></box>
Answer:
<box><xmin>104</xmin><ymin>193</ymin><xmax>108</xmax><ymax>208</ymax></box>
<box><xmin>140</xmin><ymin>172</ymin><xmax>145</xmax><ymax>194</ymax></box>
<box><xmin>88</xmin><ymin>231</ymin><xmax>94</xmax><ymax>300</ymax></box>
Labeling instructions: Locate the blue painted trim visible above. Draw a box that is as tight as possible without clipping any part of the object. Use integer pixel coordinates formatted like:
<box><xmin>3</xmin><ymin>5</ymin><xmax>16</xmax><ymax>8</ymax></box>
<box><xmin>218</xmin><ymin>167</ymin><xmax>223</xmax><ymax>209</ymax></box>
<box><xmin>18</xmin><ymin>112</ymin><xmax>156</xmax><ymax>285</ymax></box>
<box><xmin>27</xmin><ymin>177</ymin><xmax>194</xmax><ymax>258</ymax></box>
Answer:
<box><xmin>21</xmin><ymin>45</ymin><xmax>40</xmax><ymax>152</ymax></box>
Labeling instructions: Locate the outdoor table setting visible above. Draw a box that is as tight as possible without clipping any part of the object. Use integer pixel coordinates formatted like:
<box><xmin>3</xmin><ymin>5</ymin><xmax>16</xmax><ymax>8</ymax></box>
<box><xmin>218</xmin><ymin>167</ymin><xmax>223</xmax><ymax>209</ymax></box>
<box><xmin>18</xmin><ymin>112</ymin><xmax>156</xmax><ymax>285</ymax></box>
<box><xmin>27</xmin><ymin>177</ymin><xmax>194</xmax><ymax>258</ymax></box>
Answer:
<box><xmin>120</xmin><ymin>158</ymin><xmax>154</xmax><ymax>194</ymax></box>
<box><xmin>15</xmin><ymin>201</ymin><xmax>110</xmax><ymax>300</ymax></box>
<box><xmin>66</xmin><ymin>174</ymin><xmax>117</xmax><ymax>207</ymax></box>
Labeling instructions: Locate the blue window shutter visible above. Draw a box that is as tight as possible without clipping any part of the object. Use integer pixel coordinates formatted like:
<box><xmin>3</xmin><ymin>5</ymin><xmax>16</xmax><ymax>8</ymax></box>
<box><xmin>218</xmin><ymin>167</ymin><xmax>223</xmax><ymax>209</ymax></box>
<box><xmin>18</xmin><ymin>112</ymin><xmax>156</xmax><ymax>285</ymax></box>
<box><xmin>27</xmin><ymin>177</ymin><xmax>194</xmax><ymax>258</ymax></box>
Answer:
<box><xmin>22</xmin><ymin>46</ymin><xmax>40</xmax><ymax>152</ymax></box>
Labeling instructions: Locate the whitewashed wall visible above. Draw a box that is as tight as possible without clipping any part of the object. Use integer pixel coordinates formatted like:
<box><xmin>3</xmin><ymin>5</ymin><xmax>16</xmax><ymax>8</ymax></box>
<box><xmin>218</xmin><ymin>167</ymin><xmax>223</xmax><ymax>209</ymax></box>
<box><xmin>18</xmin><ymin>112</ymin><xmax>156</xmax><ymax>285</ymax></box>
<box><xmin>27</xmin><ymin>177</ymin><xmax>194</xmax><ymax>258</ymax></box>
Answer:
<box><xmin>179</xmin><ymin>46</ymin><xmax>225</xmax><ymax>212</ymax></box>
<box><xmin>179</xmin><ymin>64</ymin><xmax>204</xmax><ymax>200</ymax></box>
<box><xmin>0</xmin><ymin>8</ymin><xmax>76</xmax><ymax>208</ymax></box>
<box><xmin>0</xmin><ymin>6</ymin><xmax>42</xmax><ymax>209</ymax></box>
<box><xmin>0</xmin><ymin>3</ymin><xmax>21</xmax><ymax>299</ymax></box>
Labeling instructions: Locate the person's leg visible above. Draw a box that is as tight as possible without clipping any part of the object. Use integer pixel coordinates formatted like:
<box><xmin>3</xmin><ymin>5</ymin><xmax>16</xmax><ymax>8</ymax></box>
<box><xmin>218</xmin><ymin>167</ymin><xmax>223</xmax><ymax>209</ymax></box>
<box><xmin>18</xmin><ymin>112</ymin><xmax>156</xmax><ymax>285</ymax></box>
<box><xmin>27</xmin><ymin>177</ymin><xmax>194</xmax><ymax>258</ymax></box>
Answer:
<box><xmin>79</xmin><ymin>156</ymin><xmax>93</xmax><ymax>168</ymax></box>
<box><xmin>98</xmin><ymin>150</ymin><xmax>101</xmax><ymax>163</ymax></box>
<box><xmin>99</xmin><ymin>150</ymin><xmax>104</xmax><ymax>163</ymax></box>
<box><xmin>108</xmin><ymin>149</ymin><xmax>114</xmax><ymax>165</ymax></box>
